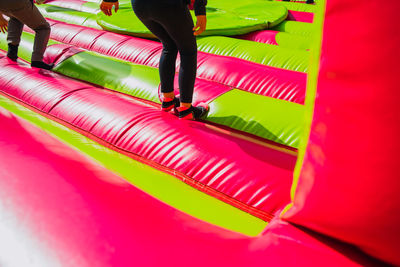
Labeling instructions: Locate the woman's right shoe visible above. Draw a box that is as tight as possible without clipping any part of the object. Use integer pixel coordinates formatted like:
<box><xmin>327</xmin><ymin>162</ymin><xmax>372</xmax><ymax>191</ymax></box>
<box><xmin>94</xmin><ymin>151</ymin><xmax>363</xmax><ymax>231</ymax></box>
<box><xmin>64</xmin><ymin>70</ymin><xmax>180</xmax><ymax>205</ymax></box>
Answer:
<box><xmin>161</xmin><ymin>97</ymin><xmax>180</xmax><ymax>112</ymax></box>
<box><xmin>177</xmin><ymin>104</ymin><xmax>208</xmax><ymax>120</ymax></box>
<box><xmin>7</xmin><ymin>44</ymin><xmax>18</xmax><ymax>61</ymax></box>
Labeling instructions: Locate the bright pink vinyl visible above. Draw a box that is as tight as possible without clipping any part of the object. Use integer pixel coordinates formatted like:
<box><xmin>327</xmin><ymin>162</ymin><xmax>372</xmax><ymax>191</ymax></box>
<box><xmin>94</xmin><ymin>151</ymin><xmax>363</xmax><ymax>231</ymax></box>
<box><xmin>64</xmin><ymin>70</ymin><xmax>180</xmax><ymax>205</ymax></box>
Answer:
<box><xmin>283</xmin><ymin>0</ymin><xmax>400</xmax><ymax>266</ymax></box>
<box><xmin>287</xmin><ymin>11</ymin><xmax>314</xmax><ymax>23</ymax></box>
<box><xmin>0</xmin><ymin>105</ymin><xmax>380</xmax><ymax>267</ymax></box>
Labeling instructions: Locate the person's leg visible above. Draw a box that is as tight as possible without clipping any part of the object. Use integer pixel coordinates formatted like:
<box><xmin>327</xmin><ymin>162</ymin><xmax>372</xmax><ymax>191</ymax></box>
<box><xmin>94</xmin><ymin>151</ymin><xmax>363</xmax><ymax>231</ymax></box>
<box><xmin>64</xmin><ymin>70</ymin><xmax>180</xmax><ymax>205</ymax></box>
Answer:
<box><xmin>7</xmin><ymin>17</ymin><xmax>23</xmax><ymax>46</ymax></box>
<box><xmin>151</xmin><ymin>5</ymin><xmax>207</xmax><ymax>119</ymax></box>
<box><xmin>8</xmin><ymin>1</ymin><xmax>51</xmax><ymax>67</ymax></box>
<box><xmin>145</xmin><ymin>21</ymin><xmax>178</xmax><ymax>99</ymax></box>
<box><xmin>6</xmin><ymin>17</ymin><xmax>23</xmax><ymax>60</ymax></box>
<box><xmin>132</xmin><ymin>2</ymin><xmax>178</xmax><ymax>98</ymax></box>
<box><xmin>152</xmin><ymin>5</ymin><xmax>197</xmax><ymax>106</ymax></box>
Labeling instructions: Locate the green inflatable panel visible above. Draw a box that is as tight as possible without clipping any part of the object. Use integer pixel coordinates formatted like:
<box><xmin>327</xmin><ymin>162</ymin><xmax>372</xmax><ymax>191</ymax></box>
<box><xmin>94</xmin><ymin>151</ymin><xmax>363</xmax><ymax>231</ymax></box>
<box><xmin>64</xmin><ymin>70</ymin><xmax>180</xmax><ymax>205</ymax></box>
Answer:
<box><xmin>197</xmin><ymin>36</ymin><xmax>309</xmax><ymax>72</ymax></box>
<box><xmin>208</xmin><ymin>89</ymin><xmax>305</xmax><ymax>148</ymax></box>
<box><xmin>97</xmin><ymin>4</ymin><xmax>287</xmax><ymax>37</ymax></box>
<box><xmin>272</xmin><ymin>20</ymin><xmax>315</xmax><ymax>36</ymax></box>
<box><xmin>37</xmin><ymin>5</ymin><xmax>101</xmax><ymax>29</ymax></box>
<box><xmin>54</xmin><ymin>51</ymin><xmax>161</xmax><ymax>104</ymax></box>
<box><xmin>275</xmin><ymin>32</ymin><xmax>311</xmax><ymax>50</ymax></box>
<box><xmin>266</xmin><ymin>1</ymin><xmax>317</xmax><ymax>13</ymax></box>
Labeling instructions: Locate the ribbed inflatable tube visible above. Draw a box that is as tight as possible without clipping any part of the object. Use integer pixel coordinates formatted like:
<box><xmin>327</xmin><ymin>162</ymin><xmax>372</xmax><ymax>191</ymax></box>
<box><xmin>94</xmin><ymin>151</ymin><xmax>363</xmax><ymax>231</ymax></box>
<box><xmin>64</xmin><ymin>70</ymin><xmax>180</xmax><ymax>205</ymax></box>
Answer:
<box><xmin>36</xmin><ymin>19</ymin><xmax>308</xmax><ymax>103</ymax></box>
<box><xmin>0</xmin><ymin>58</ymin><xmax>296</xmax><ymax>221</ymax></box>
<box><xmin>0</xmin><ymin>31</ymin><xmax>305</xmax><ymax>148</ymax></box>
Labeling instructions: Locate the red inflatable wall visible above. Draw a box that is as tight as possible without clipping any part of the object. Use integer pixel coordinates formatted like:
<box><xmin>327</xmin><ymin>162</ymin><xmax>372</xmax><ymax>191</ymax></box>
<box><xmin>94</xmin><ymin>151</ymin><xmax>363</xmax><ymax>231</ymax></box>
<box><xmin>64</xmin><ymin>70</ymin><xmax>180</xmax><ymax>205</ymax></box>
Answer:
<box><xmin>284</xmin><ymin>0</ymin><xmax>400</xmax><ymax>265</ymax></box>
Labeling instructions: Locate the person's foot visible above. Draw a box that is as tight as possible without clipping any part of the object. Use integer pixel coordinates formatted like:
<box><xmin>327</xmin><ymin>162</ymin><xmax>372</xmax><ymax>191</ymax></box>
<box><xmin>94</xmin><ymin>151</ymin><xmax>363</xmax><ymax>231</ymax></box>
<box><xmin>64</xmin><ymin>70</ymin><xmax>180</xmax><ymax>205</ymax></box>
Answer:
<box><xmin>7</xmin><ymin>44</ymin><xmax>18</xmax><ymax>61</ymax></box>
<box><xmin>31</xmin><ymin>61</ymin><xmax>54</xmax><ymax>70</ymax></box>
<box><xmin>177</xmin><ymin>104</ymin><xmax>208</xmax><ymax>120</ymax></box>
<box><xmin>161</xmin><ymin>97</ymin><xmax>180</xmax><ymax>112</ymax></box>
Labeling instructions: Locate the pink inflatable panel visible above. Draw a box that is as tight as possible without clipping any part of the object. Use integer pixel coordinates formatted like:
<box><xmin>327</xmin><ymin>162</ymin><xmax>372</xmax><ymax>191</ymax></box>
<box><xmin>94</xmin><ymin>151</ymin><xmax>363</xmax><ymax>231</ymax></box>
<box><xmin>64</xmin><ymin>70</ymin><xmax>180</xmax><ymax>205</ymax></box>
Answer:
<box><xmin>29</xmin><ymin>19</ymin><xmax>306</xmax><ymax>104</ymax></box>
<box><xmin>0</xmin><ymin>57</ymin><xmax>296</xmax><ymax>221</ymax></box>
<box><xmin>287</xmin><ymin>11</ymin><xmax>314</xmax><ymax>23</ymax></box>
<box><xmin>0</xmin><ymin>106</ymin><xmax>380</xmax><ymax>266</ymax></box>
<box><xmin>236</xmin><ymin>30</ymin><xmax>279</xmax><ymax>45</ymax></box>
<box><xmin>284</xmin><ymin>0</ymin><xmax>400</xmax><ymax>265</ymax></box>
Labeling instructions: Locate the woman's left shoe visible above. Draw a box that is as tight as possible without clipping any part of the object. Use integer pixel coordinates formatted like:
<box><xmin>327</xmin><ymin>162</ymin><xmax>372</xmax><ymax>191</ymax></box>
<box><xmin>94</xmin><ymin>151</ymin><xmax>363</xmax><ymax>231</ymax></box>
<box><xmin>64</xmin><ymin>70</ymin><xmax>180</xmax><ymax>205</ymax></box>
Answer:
<box><xmin>177</xmin><ymin>104</ymin><xmax>209</xmax><ymax>120</ymax></box>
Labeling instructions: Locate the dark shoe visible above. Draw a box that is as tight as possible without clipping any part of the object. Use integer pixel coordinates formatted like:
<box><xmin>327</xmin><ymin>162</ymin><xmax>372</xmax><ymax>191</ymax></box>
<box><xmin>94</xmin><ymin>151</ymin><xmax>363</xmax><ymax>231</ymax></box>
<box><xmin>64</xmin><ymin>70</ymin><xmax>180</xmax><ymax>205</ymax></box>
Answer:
<box><xmin>31</xmin><ymin>61</ymin><xmax>54</xmax><ymax>70</ymax></box>
<box><xmin>7</xmin><ymin>44</ymin><xmax>18</xmax><ymax>61</ymax></box>
<box><xmin>177</xmin><ymin>104</ymin><xmax>208</xmax><ymax>120</ymax></box>
<box><xmin>306</xmin><ymin>0</ymin><xmax>314</xmax><ymax>3</ymax></box>
<box><xmin>161</xmin><ymin>97</ymin><xmax>180</xmax><ymax>112</ymax></box>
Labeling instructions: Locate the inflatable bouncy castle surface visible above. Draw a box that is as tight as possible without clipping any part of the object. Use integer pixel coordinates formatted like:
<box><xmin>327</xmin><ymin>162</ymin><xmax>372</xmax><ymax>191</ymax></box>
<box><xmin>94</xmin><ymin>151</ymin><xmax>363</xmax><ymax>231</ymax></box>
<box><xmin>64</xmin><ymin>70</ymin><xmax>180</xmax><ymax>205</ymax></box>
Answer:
<box><xmin>0</xmin><ymin>0</ymin><xmax>399</xmax><ymax>266</ymax></box>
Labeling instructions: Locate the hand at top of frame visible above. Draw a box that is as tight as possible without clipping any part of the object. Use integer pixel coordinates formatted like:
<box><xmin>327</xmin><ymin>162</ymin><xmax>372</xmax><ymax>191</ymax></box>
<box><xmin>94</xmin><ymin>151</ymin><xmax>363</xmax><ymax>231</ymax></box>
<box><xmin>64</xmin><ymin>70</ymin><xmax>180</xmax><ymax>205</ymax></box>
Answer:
<box><xmin>0</xmin><ymin>14</ymin><xmax>8</xmax><ymax>34</ymax></box>
<box><xmin>100</xmin><ymin>1</ymin><xmax>119</xmax><ymax>16</ymax></box>
<box><xmin>193</xmin><ymin>15</ymin><xmax>206</xmax><ymax>36</ymax></box>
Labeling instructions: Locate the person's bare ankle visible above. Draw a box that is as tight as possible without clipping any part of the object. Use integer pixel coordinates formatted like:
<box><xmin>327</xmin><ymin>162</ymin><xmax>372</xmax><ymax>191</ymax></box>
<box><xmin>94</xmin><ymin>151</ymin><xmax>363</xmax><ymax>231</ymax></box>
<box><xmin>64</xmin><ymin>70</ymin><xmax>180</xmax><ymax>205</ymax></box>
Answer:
<box><xmin>181</xmin><ymin>102</ymin><xmax>191</xmax><ymax>108</ymax></box>
<box><xmin>162</xmin><ymin>92</ymin><xmax>175</xmax><ymax>99</ymax></box>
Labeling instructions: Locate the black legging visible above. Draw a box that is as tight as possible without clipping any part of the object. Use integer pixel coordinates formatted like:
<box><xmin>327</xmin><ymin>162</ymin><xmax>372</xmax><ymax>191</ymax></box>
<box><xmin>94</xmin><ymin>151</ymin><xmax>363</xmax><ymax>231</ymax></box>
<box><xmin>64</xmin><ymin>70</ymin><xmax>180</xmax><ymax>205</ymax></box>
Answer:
<box><xmin>131</xmin><ymin>0</ymin><xmax>197</xmax><ymax>103</ymax></box>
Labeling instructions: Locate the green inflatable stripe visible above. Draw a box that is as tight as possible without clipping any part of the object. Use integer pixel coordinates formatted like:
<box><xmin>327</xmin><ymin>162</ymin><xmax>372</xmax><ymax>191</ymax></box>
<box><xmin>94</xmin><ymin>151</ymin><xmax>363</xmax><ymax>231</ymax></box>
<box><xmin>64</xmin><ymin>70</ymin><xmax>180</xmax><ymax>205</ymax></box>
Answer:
<box><xmin>268</xmin><ymin>1</ymin><xmax>317</xmax><ymax>13</ymax></box>
<box><xmin>37</xmin><ymin>4</ymin><xmax>101</xmax><ymax>29</ymax></box>
<box><xmin>275</xmin><ymin>32</ymin><xmax>311</xmax><ymax>50</ymax></box>
<box><xmin>207</xmin><ymin>0</ymin><xmax>288</xmax><ymax>28</ymax></box>
<box><xmin>54</xmin><ymin>51</ymin><xmax>161</xmax><ymax>103</ymax></box>
<box><xmin>272</xmin><ymin>21</ymin><xmax>315</xmax><ymax>36</ymax></box>
<box><xmin>0</xmin><ymin>95</ymin><xmax>267</xmax><ymax>236</ymax></box>
<box><xmin>289</xmin><ymin>0</ymin><xmax>325</xmax><ymax>202</ymax></box>
<box><xmin>208</xmin><ymin>89</ymin><xmax>305</xmax><ymax>148</ymax></box>
<box><xmin>197</xmin><ymin>36</ymin><xmax>309</xmax><ymax>72</ymax></box>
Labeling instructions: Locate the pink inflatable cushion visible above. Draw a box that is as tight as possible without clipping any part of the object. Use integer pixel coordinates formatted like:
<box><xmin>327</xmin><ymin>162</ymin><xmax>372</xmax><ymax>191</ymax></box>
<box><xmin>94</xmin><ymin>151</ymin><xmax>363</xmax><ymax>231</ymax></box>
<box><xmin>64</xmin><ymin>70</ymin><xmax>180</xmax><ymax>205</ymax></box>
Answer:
<box><xmin>283</xmin><ymin>0</ymin><xmax>400</xmax><ymax>265</ymax></box>
<box><xmin>0</xmin><ymin>105</ymin><xmax>380</xmax><ymax>266</ymax></box>
<box><xmin>0</xmin><ymin>57</ymin><xmax>296</xmax><ymax>221</ymax></box>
